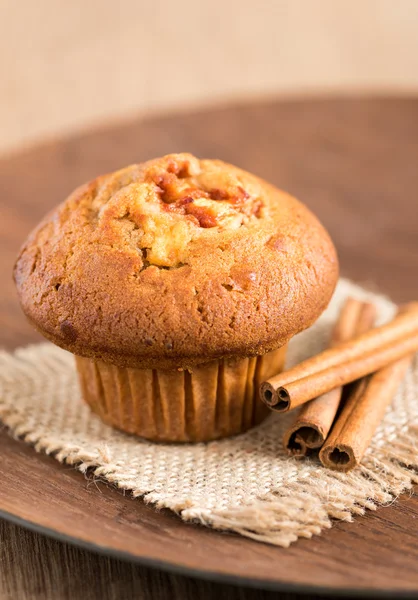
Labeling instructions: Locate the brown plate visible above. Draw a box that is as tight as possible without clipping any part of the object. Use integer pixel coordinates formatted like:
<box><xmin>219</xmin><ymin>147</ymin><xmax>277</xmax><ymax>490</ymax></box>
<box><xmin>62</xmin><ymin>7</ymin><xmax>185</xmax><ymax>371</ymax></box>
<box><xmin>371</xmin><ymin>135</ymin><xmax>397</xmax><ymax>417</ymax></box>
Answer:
<box><xmin>1</xmin><ymin>97</ymin><xmax>418</xmax><ymax>596</ymax></box>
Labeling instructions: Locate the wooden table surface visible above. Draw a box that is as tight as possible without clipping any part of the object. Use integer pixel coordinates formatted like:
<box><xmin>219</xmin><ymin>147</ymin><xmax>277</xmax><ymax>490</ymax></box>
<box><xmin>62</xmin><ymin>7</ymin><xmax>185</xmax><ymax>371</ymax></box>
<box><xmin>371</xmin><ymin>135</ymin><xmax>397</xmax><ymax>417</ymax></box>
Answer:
<box><xmin>1</xmin><ymin>97</ymin><xmax>418</xmax><ymax>600</ymax></box>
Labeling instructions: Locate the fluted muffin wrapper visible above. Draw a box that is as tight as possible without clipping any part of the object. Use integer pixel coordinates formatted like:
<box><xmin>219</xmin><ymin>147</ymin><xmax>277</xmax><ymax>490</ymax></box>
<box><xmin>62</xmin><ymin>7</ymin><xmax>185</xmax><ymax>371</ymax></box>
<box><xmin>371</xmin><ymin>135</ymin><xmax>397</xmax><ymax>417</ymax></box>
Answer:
<box><xmin>75</xmin><ymin>346</ymin><xmax>287</xmax><ymax>442</ymax></box>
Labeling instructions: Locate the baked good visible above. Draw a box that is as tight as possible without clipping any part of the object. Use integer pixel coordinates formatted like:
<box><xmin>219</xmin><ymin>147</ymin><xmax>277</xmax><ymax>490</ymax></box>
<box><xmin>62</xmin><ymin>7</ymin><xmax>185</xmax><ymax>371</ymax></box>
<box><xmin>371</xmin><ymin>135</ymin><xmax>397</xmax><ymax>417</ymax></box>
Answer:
<box><xmin>14</xmin><ymin>153</ymin><xmax>338</xmax><ymax>441</ymax></box>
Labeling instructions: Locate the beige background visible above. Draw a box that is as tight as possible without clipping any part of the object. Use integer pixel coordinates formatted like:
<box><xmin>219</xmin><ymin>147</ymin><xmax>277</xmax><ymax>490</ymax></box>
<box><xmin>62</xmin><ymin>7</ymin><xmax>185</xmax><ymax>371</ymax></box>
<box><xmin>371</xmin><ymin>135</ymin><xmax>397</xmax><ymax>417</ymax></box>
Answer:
<box><xmin>1</xmin><ymin>0</ymin><xmax>418</xmax><ymax>155</ymax></box>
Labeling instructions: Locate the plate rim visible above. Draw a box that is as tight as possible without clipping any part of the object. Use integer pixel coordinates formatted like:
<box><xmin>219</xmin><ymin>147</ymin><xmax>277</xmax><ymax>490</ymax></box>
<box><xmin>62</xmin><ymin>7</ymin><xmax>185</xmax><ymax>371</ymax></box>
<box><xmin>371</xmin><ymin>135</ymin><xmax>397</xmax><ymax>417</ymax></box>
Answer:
<box><xmin>1</xmin><ymin>507</ymin><xmax>418</xmax><ymax>599</ymax></box>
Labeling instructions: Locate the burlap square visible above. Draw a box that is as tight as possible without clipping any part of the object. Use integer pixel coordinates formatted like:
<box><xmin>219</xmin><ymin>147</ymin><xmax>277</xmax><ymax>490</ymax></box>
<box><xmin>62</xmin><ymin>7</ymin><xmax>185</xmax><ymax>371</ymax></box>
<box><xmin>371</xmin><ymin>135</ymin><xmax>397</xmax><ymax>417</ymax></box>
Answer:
<box><xmin>1</xmin><ymin>279</ymin><xmax>417</xmax><ymax>547</ymax></box>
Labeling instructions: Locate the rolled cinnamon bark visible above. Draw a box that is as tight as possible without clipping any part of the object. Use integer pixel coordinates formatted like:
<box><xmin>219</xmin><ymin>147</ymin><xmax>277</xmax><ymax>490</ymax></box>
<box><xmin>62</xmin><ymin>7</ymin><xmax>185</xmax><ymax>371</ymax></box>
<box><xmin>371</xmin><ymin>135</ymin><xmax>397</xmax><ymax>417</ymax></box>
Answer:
<box><xmin>283</xmin><ymin>299</ymin><xmax>376</xmax><ymax>456</ymax></box>
<box><xmin>260</xmin><ymin>302</ymin><xmax>418</xmax><ymax>412</ymax></box>
<box><xmin>319</xmin><ymin>355</ymin><xmax>413</xmax><ymax>471</ymax></box>
<box><xmin>269</xmin><ymin>333</ymin><xmax>418</xmax><ymax>413</ymax></box>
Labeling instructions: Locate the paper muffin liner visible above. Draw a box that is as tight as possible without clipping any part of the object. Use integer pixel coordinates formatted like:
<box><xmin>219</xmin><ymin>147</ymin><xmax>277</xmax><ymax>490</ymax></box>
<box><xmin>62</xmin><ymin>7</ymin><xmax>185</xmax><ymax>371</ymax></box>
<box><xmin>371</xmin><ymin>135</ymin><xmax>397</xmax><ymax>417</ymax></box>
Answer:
<box><xmin>75</xmin><ymin>345</ymin><xmax>287</xmax><ymax>442</ymax></box>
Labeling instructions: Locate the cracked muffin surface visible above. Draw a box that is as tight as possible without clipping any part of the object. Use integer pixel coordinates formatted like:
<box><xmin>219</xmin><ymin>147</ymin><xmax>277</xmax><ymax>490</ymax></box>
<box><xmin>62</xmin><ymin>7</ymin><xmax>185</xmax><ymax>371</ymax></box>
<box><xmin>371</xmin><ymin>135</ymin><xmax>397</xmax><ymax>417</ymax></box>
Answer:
<box><xmin>14</xmin><ymin>153</ymin><xmax>338</xmax><ymax>369</ymax></box>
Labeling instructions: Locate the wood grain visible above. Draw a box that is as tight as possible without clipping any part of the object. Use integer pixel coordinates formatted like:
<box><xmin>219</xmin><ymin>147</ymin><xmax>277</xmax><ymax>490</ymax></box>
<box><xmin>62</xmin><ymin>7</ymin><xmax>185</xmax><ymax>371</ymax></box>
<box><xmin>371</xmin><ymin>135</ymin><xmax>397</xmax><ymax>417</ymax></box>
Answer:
<box><xmin>1</xmin><ymin>97</ymin><xmax>418</xmax><ymax>599</ymax></box>
<box><xmin>0</xmin><ymin>522</ymin><xmax>282</xmax><ymax>600</ymax></box>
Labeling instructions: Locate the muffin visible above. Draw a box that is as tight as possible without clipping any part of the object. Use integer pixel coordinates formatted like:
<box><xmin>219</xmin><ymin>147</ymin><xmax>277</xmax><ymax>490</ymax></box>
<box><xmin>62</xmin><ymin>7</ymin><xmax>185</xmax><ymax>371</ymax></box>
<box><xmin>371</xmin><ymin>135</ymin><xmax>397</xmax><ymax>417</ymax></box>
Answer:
<box><xmin>14</xmin><ymin>153</ymin><xmax>338</xmax><ymax>442</ymax></box>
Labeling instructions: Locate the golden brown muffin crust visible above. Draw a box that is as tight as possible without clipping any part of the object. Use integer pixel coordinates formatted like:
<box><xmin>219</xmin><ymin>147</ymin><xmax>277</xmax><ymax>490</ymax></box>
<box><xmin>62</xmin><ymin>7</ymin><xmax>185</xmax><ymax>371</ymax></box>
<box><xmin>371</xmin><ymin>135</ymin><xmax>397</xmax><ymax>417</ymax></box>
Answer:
<box><xmin>14</xmin><ymin>153</ymin><xmax>338</xmax><ymax>369</ymax></box>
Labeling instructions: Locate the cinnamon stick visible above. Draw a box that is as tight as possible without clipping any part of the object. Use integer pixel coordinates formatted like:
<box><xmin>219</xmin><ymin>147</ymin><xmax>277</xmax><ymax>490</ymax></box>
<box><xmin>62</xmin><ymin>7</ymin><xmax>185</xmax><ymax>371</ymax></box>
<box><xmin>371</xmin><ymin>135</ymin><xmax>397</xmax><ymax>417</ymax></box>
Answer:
<box><xmin>268</xmin><ymin>333</ymin><xmax>418</xmax><ymax>413</ymax></box>
<box><xmin>260</xmin><ymin>302</ymin><xmax>418</xmax><ymax>412</ymax></box>
<box><xmin>283</xmin><ymin>299</ymin><xmax>376</xmax><ymax>456</ymax></box>
<box><xmin>319</xmin><ymin>355</ymin><xmax>413</xmax><ymax>471</ymax></box>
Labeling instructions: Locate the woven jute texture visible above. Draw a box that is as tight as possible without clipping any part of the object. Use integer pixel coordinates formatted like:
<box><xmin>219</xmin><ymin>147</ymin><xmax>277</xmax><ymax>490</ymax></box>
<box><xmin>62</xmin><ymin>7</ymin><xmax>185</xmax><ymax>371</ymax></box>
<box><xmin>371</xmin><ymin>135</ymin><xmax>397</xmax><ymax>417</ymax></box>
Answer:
<box><xmin>1</xmin><ymin>279</ymin><xmax>418</xmax><ymax>547</ymax></box>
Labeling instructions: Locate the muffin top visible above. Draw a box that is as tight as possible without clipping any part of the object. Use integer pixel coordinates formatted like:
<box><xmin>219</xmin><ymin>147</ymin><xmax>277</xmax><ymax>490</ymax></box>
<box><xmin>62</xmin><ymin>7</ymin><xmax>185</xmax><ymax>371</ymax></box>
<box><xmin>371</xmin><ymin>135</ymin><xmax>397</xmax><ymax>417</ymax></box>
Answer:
<box><xmin>14</xmin><ymin>153</ymin><xmax>338</xmax><ymax>369</ymax></box>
